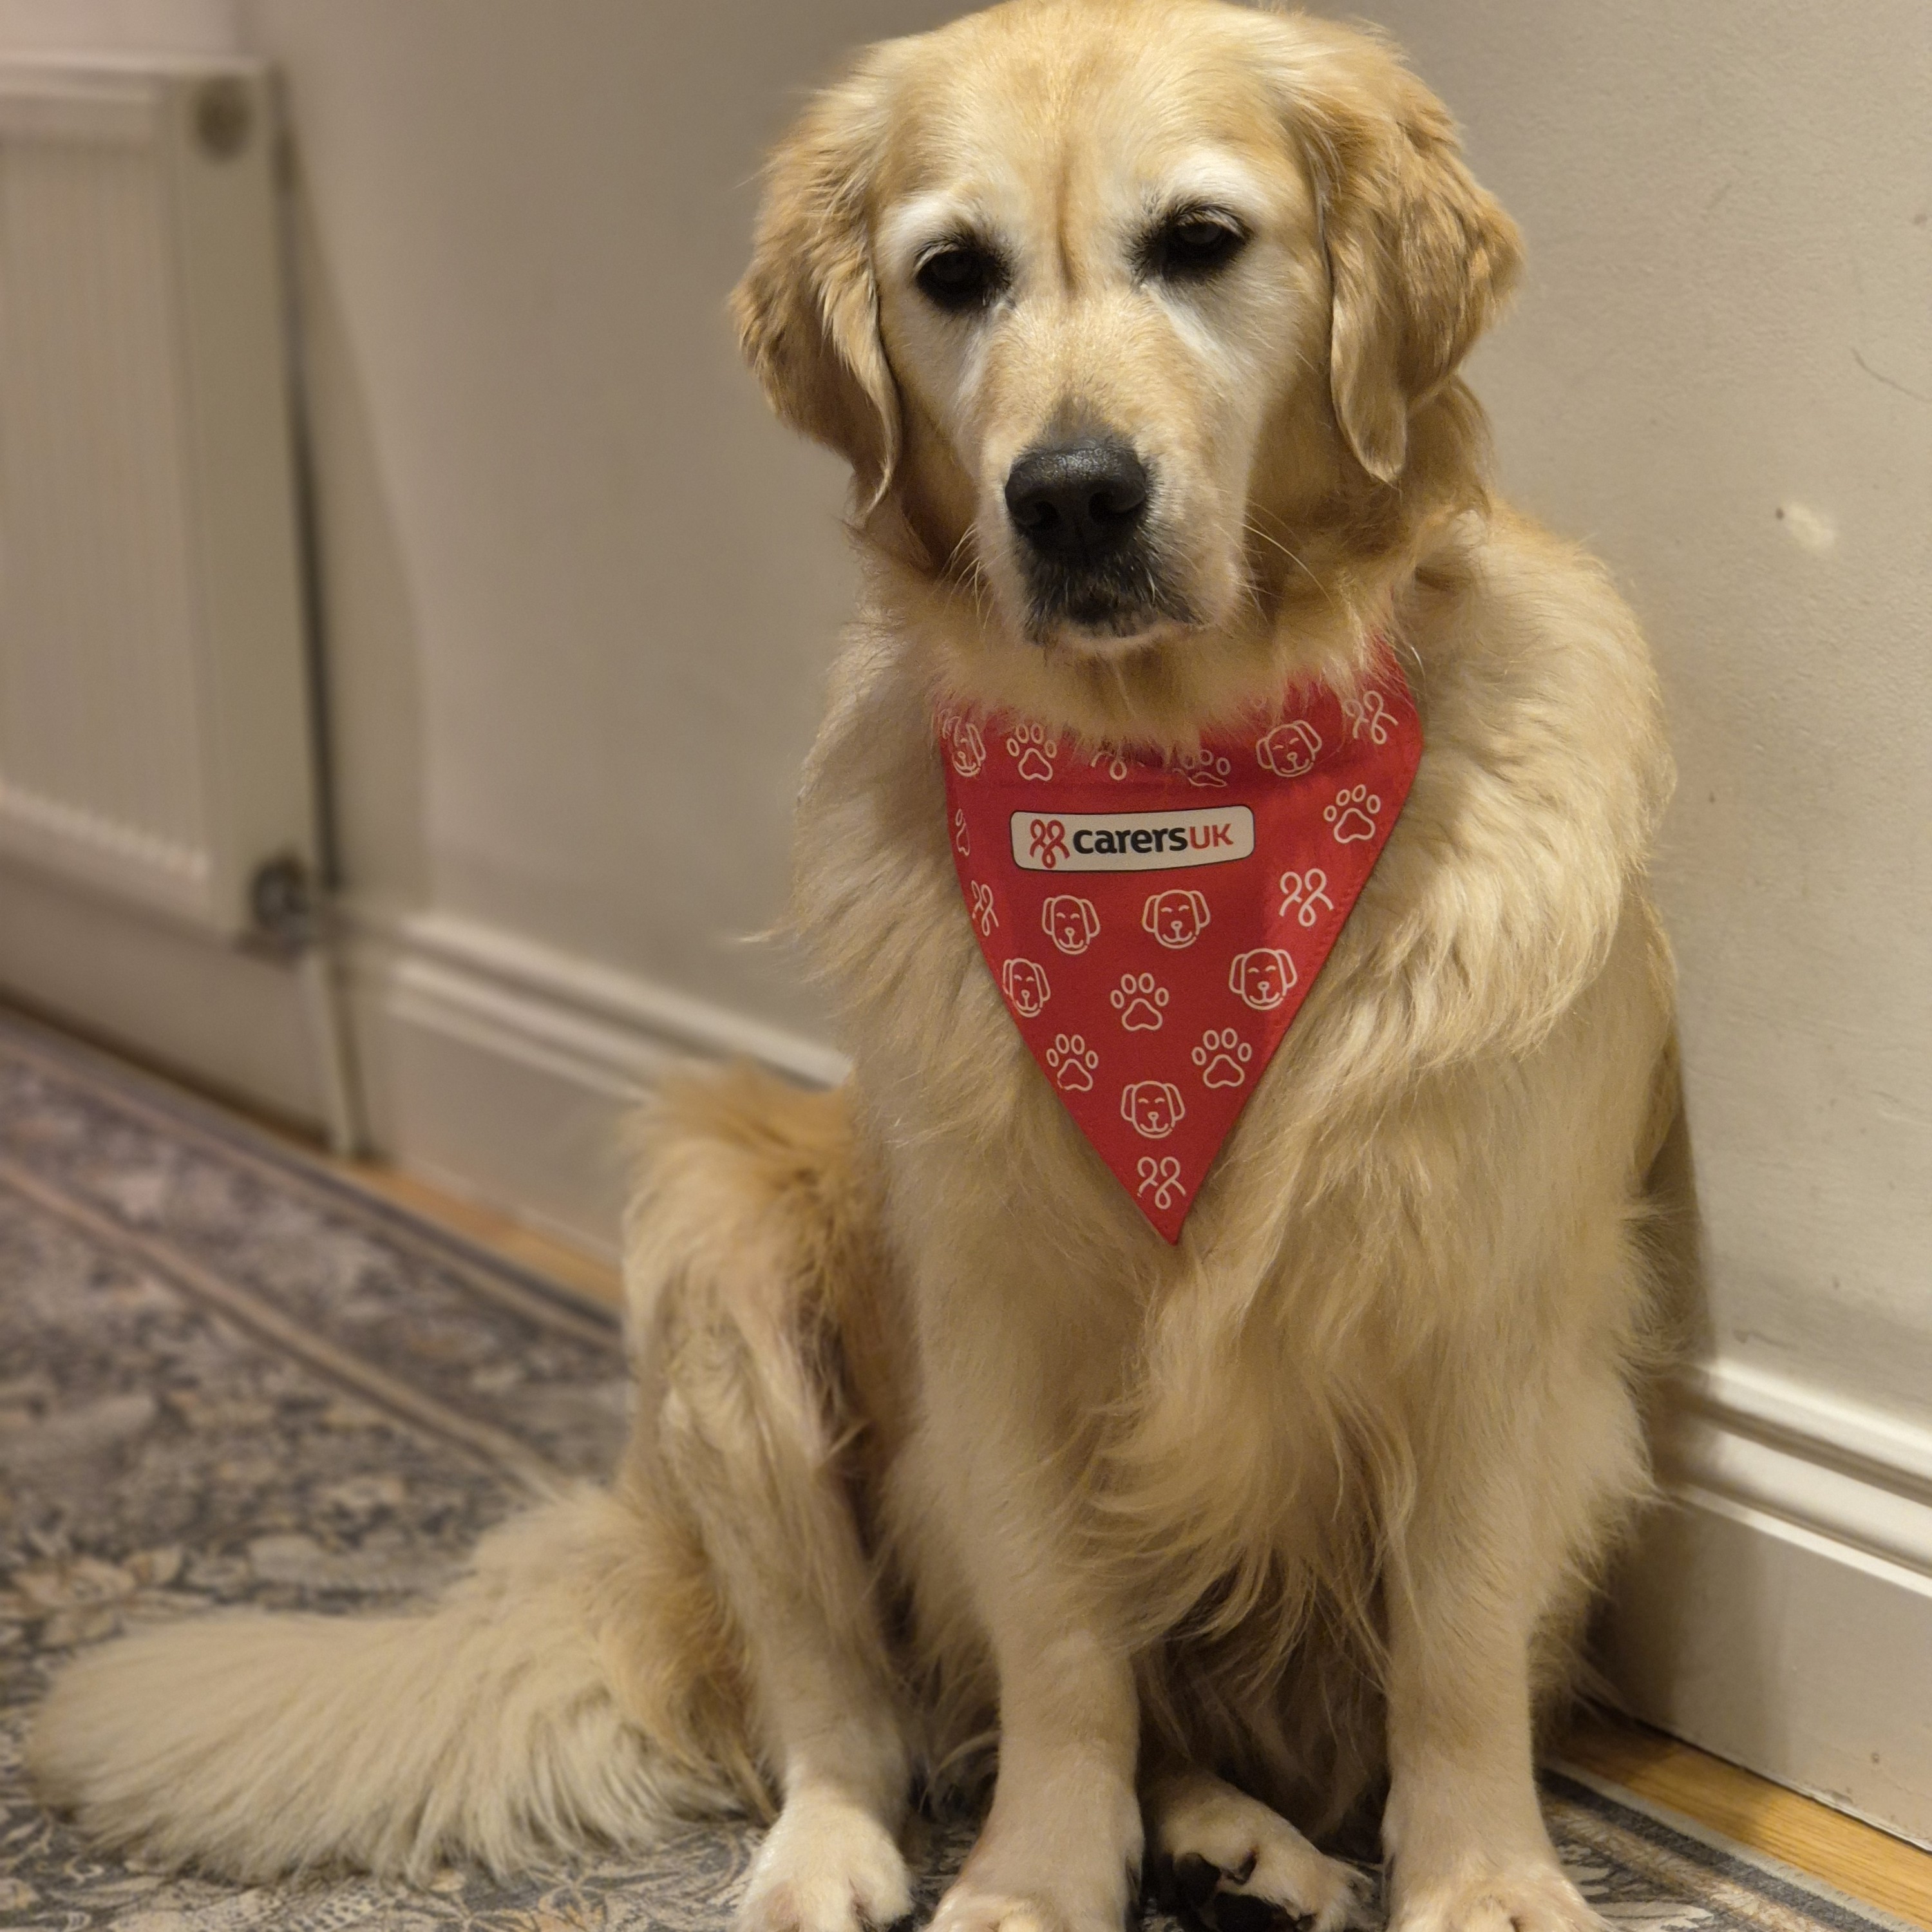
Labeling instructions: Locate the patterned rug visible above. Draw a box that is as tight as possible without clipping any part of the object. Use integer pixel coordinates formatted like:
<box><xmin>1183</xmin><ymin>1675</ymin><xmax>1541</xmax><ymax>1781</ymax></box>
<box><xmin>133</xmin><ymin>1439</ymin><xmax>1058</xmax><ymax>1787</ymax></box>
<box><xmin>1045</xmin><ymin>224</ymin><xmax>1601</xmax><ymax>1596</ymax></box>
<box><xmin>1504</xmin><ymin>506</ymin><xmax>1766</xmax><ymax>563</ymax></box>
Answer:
<box><xmin>0</xmin><ymin>1009</ymin><xmax>1911</xmax><ymax>1932</ymax></box>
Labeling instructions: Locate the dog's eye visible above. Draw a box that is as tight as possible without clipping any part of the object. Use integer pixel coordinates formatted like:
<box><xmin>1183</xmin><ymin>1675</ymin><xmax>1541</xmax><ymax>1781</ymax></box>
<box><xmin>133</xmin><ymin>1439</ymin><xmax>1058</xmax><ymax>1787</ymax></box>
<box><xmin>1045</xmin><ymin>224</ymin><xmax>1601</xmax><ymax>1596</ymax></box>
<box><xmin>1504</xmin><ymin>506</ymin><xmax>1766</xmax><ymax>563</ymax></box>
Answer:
<box><xmin>1142</xmin><ymin>210</ymin><xmax>1249</xmax><ymax>283</ymax></box>
<box><xmin>915</xmin><ymin>240</ymin><xmax>1005</xmax><ymax>313</ymax></box>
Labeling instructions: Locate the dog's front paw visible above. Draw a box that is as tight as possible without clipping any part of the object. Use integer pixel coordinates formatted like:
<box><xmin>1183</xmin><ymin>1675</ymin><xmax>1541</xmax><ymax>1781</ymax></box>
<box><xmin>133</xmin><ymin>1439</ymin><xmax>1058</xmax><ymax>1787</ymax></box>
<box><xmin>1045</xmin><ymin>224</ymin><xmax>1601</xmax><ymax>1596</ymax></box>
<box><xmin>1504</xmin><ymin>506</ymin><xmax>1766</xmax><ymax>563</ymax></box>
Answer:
<box><xmin>736</xmin><ymin>1790</ymin><xmax>912</xmax><ymax>1932</ymax></box>
<box><xmin>1388</xmin><ymin>1857</ymin><xmax>1602</xmax><ymax>1932</ymax></box>
<box><xmin>933</xmin><ymin>1759</ymin><xmax>1141</xmax><ymax>1932</ymax></box>
<box><xmin>1150</xmin><ymin>1774</ymin><xmax>1368</xmax><ymax>1932</ymax></box>
<box><xmin>928</xmin><ymin>1883</ymin><xmax>1117</xmax><ymax>1932</ymax></box>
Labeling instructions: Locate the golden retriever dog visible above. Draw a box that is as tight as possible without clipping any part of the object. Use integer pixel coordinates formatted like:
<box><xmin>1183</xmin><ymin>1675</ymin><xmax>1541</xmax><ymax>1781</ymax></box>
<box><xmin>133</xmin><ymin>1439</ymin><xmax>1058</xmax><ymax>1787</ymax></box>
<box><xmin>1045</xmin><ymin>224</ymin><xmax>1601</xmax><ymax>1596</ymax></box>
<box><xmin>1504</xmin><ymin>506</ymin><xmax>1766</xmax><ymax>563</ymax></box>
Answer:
<box><xmin>31</xmin><ymin>5</ymin><xmax>1677</xmax><ymax>1932</ymax></box>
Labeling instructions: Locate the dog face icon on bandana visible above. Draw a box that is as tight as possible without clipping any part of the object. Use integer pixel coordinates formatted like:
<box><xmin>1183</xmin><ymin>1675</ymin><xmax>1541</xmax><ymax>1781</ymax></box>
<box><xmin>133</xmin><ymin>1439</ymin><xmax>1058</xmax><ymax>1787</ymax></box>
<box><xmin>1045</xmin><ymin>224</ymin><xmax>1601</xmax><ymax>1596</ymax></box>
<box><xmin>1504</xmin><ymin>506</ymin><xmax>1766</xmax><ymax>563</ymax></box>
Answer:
<box><xmin>1043</xmin><ymin>895</ymin><xmax>1101</xmax><ymax>955</ymax></box>
<box><xmin>1142</xmin><ymin>889</ymin><xmax>1210</xmax><ymax>949</ymax></box>
<box><xmin>1229</xmin><ymin>948</ymin><xmax>1297</xmax><ymax>1010</ymax></box>
<box><xmin>1122</xmin><ymin>1081</ymin><xmax>1186</xmax><ymax>1139</ymax></box>
<box><xmin>999</xmin><ymin>958</ymin><xmax>1051</xmax><ymax>1018</ymax></box>
<box><xmin>1256</xmin><ymin>718</ymin><xmax>1322</xmax><ymax>779</ymax></box>
<box><xmin>942</xmin><ymin>656</ymin><xmax>1421</xmax><ymax>1239</ymax></box>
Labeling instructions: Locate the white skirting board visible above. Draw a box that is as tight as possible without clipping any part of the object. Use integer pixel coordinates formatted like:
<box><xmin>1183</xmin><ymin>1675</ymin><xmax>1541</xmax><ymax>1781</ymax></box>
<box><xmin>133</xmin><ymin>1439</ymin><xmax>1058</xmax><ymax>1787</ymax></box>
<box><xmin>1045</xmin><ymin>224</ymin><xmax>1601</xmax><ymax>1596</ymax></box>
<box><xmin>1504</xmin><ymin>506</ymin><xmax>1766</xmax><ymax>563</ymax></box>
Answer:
<box><xmin>1605</xmin><ymin>1361</ymin><xmax>1932</xmax><ymax>1849</ymax></box>
<box><xmin>0</xmin><ymin>854</ymin><xmax>325</xmax><ymax>1122</ymax></box>
<box><xmin>341</xmin><ymin>904</ymin><xmax>846</xmax><ymax>1262</ymax></box>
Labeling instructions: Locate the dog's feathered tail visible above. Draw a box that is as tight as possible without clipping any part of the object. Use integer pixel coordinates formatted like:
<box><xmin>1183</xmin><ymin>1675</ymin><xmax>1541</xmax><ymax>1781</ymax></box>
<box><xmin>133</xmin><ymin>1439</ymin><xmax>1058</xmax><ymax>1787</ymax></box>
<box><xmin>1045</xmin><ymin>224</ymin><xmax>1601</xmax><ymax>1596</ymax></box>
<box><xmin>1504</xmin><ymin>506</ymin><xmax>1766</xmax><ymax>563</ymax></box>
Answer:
<box><xmin>30</xmin><ymin>1062</ymin><xmax>892</xmax><ymax>1884</ymax></box>
<box><xmin>27</xmin><ymin>1483</ymin><xmax>758</xmax><ymax>1882</ymax></box>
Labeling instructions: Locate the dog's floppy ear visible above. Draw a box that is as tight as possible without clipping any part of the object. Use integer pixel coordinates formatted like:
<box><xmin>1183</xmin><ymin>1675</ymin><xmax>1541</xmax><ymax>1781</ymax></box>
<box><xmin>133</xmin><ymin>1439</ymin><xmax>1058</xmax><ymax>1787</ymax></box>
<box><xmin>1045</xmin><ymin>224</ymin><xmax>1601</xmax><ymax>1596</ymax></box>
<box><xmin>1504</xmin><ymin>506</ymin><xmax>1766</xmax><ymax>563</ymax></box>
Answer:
<box><xmin>732</xmin><ymin>53</ymin><xmax>902</xmax><ymax>507</ymax></box>
<box><xmin>1282</xmin><ymin>30</ymin><xmax>1523</xmax><ymax>484</ymax></box>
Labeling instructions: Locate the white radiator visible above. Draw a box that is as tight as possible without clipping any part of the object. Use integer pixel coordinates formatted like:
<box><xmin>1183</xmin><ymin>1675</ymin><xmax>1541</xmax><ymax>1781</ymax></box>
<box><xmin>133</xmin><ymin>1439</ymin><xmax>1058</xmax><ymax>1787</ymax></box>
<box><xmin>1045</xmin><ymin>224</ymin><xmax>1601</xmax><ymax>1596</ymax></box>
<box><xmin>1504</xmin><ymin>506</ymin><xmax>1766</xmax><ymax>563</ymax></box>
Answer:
<box><xmin>0</xmin><ymin>59</ymin><xmax>316</xmax><ymax>938</ymax></box>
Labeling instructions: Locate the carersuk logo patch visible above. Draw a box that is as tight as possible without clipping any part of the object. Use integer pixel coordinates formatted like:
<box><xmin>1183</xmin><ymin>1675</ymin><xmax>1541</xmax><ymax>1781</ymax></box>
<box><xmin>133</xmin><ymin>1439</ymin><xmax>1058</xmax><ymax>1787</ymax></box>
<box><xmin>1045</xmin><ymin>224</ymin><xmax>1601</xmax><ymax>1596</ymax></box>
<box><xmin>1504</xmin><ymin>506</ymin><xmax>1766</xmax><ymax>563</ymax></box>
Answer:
<box><xmin>1012</xmin><ymin>807</ymin><xmax>1254</xmax><ymax>873</ymax></box>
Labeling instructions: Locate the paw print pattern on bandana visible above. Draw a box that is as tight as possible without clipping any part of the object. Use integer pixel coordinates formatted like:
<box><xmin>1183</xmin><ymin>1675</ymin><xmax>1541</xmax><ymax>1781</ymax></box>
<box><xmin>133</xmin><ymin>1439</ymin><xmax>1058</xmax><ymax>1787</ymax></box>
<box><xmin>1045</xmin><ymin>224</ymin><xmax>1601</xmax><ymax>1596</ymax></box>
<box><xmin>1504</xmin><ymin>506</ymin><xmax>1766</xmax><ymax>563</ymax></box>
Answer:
<box><xmin>1137</xmin><ymin>1155</ymin><xmax>1184</xmax><ymax>1209</ymax></box>
<box><xmin>1046</xmin><ymin>1033</ymin><xmax>1099</xmax><ymax>1092</ymax></box>
<box><xmin>1325</xmin><ymin>784</ymin><xmax>1381</xmax><ymax>844</ymax></box>
<box><xmin>968</xmin><ymin>881</ymin><xmax>998</xmax><ymax>935</ymax></box>
<box><xmin>952</xmin><ymin>809</ymin><xmax>970</xmax><ymax>857</ymax></box>
<box><xmin>1341</xmin><ymin>688</ymin><xmax>1392</xmax><ymax>745</ymax></box>
<box><xmin>1000</xmin><ymin>957</ymin><xmax>1050</xmax><ymax>1018</ymax></box>
<box><xmin>1178</xmin><ymin>748</ymin><xmax>1231</xmax><ymax>788</ymax></box>
<box><xmin>1121</xmin><ymin>1080</ymin><xmax>1186</xmax><ymax>1139</ymax></box>
<box><xmin>1006</xmin><ymin>723</ymin><xmax>1058</xmax><ymax>781</ymax></box>
<box><xmin>1091</xmin><ymin>748</ymin><xmax>1132</xmax><ymax>781</ymax></box>
<box><xmin>1111</xmin><ymin>971</ymin><xmax>1170</xmax><ymax>1031</ymax></box>
<box><xmin>1192</xmin><ymin>1028</ymin><xmax>1253</xmax><ymax>1089</ymax></box>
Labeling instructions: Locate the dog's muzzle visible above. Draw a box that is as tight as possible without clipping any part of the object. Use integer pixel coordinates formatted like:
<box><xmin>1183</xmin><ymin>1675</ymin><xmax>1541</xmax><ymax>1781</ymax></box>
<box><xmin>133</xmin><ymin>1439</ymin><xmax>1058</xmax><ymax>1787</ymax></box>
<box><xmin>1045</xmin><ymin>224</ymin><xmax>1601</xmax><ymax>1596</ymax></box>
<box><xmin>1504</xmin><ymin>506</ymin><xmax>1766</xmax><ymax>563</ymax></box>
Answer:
<box><xmin>1003</xmin><ymin>435</ymin><xmax>1178</xmax><ymax>638</ymax></box>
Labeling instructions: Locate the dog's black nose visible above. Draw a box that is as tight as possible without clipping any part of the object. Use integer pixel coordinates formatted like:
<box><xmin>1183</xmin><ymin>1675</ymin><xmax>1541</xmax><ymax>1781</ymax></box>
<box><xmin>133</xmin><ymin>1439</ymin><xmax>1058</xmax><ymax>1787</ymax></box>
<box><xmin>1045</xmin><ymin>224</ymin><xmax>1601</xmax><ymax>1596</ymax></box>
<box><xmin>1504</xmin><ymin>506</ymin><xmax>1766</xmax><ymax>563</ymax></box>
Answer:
<box><xmin>1005</xmin><ymin>439</ymin><xmax>1149</xmax><ymax>561</ymax></box>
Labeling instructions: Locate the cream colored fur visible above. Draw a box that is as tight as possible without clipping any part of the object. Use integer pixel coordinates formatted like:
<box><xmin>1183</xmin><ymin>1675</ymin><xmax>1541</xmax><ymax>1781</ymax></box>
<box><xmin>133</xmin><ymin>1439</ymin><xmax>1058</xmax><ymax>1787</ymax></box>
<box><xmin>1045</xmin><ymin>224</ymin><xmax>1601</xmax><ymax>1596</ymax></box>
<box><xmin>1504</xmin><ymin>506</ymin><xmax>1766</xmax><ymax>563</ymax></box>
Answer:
<box><xmin>30</xmin><ymin>7</ymin><xmax>1676</xmax><ymax>1932</ymax></box>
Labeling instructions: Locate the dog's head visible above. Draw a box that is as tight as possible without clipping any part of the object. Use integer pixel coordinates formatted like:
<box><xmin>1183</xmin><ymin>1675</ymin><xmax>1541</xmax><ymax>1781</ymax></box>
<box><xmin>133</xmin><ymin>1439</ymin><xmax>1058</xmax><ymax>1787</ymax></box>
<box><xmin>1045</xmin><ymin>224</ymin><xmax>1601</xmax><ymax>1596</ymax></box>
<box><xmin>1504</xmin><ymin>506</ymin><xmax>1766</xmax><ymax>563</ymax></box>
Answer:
<box><xmin>734</xmin><ymin>0</ymin><xmax>1519</xmax><ymax>666</ymax></box>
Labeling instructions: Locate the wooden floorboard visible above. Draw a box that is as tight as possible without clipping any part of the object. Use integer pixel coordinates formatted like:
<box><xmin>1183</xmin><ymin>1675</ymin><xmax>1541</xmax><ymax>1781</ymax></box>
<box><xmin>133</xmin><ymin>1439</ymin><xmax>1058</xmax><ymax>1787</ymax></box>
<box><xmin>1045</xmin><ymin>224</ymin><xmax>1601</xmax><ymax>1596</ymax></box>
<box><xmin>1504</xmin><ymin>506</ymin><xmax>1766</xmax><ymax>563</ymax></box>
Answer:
<box><xmin>1559</xmin><ymin>1716</ymin><xmax>1932</xmax><ymax>1927</ymax></box>
<box><xmin>343</xmin><ymin>1161</ymin><xmax>625</xmax><ymax>1310</ymax></box>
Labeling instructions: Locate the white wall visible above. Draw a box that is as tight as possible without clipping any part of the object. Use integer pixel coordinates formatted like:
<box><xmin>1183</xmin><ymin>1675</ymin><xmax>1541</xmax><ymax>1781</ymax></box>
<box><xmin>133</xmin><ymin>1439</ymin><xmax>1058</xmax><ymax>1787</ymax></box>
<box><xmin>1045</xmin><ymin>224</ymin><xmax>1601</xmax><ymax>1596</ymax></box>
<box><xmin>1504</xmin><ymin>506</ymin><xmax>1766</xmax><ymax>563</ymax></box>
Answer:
<box><xmin>6</xmin><ymin>0</ymin><xmax>1924</xmax><ymax>1390</ymax></box>
<box><xmin>248</xmin><ymin>0</ymin><xmax>945</xmax><ymax>1034</ymax></box>
<box><xmin>256</xmin><ymin>0</ymin><xmax>1931</xmax><ymax>1410</ymax></box>
<box><xmin>256</xmin><ymin>0</ymin><xmax>1932</xmax><ymax>1452</ymax></box>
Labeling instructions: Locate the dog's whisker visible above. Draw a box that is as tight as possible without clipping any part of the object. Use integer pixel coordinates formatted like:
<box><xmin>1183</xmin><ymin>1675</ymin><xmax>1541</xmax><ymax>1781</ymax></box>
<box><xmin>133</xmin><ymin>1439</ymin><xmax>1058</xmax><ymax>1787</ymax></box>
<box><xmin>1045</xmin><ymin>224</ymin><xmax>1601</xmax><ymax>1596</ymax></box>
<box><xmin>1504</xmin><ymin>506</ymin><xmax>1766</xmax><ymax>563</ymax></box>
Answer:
<box><xmin>1244</xmin><ymin>515</ymin><xmax>1340</xmax><ymax>613</ymax></box>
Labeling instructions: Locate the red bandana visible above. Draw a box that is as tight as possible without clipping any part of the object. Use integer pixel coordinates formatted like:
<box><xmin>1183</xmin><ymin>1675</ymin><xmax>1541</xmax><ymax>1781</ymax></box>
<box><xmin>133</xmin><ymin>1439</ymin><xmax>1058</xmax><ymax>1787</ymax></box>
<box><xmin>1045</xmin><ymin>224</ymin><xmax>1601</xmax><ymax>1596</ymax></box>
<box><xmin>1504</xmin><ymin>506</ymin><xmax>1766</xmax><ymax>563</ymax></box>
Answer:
<box><xmin>940</xmin><ymin>657</ymin><xmax>1422</xmax><ymax>1240</ymax></box>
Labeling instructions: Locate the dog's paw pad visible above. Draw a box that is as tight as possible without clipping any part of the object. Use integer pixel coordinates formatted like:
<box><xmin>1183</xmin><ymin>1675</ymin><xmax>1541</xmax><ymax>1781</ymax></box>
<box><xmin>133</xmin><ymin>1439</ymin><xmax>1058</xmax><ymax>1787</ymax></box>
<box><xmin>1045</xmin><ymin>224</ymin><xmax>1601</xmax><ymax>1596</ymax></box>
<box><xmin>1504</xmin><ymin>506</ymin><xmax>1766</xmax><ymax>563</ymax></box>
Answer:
<box><xmin>1160</xmin><ymin>1854</ymin><xmax>1314</xmax><ymax>1932</ymax></box>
